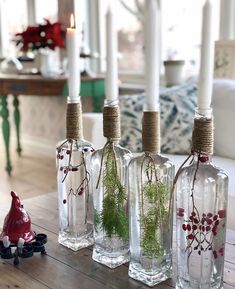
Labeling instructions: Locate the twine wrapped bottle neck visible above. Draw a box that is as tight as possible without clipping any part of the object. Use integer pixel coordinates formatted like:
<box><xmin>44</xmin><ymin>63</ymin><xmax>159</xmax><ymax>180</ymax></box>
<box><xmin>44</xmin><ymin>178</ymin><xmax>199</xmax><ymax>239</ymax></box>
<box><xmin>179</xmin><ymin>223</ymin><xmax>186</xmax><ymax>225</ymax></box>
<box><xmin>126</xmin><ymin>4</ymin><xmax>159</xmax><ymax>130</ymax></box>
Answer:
<box><xmin>192</xmin><ymin>117</ymin><xmax>214</xmax><ymax>155</ymax></box>
<box><xmin>142</xmin><ymin>111</ymin><xmax>160</xmax><ymax>154</ymax></box>
<box><xmin>103</xmin><ymin>106</ymin><xmax>121</xmax><ymax>141</ymax></box>
<box><xmin>66</xmin><ymin>102</ymin><xmax>83</xmax><ymax>140</ymax></box>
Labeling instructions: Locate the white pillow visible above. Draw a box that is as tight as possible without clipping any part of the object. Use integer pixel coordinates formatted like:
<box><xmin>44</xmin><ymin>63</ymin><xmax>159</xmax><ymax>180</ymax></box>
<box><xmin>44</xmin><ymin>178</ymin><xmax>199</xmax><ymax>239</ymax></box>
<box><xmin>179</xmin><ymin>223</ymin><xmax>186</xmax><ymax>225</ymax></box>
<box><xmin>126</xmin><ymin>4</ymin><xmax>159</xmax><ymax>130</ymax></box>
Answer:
<box><xmin>213</xmin><ymin>79</ymin><xmax>235</xmax><ymax>159</ymax></box>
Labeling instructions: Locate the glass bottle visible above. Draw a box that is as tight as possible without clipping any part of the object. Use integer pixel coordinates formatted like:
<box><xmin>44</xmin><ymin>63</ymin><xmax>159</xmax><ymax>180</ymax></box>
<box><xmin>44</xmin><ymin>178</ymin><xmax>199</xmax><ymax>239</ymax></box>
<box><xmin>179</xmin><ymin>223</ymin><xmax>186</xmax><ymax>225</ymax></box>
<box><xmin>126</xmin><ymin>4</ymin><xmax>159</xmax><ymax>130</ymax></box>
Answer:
<box><xmin>175</xmin><ymin>108</ymin><xmax>228</xmax><ymax>289</ymax></box>
<box><xmin>128</xmin><ymin>111</ymin><xmax>174</xmax><ymax>287</ymax></box>
<box><xmin>91</xmin><ymin>102</ymin><xmax>132</xmax><ymax>268</ymax></box>
<box><xmin>56</xmin><ymin>99</ymin><xmax>94</xmax><ymax>251</ymax></box>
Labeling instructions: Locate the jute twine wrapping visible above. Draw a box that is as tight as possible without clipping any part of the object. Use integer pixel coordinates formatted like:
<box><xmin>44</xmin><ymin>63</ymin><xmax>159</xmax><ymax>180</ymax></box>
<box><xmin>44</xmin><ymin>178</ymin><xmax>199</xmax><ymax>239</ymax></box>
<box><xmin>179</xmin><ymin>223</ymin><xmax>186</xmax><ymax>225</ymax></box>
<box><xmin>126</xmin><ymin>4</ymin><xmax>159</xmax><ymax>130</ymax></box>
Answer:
<box><xmin>103</xmin><ymin>106</ymin><xmax>121</xmax><ymax>140</ymax></box>
<box><xmin>142</xmin><ymin>111</ymin><xmax>160</xmax><ymax>153</ymax></box>
<box><xmin>66</xmin><ymin>102</ymin><xmax>82</xmax><ymax>140</ymax></box>
<box><xmin>192</xmin><ymin>117</ymin><xmax>214</xmax><ymax>155</ymax></box>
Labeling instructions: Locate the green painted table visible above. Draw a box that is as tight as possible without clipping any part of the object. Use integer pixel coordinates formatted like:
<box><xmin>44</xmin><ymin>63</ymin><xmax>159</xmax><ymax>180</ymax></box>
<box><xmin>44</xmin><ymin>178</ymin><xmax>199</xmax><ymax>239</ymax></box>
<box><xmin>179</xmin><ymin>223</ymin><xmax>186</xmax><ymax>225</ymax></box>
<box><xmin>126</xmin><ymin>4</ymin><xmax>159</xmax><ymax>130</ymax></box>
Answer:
<box><xmin>0</xmin><ymin>74</ymin><xmax>105</xmax><ymax>175</ymax></box>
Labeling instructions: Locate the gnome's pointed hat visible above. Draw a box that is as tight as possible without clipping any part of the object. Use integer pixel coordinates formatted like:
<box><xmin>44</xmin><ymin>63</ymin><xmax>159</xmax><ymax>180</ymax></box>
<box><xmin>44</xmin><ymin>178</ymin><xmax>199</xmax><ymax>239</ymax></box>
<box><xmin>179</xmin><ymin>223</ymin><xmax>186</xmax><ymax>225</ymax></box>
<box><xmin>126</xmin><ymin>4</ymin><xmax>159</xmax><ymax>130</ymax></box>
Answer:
<box><xmin>0</xmin><ymin>191</ymin><xmax>35</xmax><ymax>244</ymax></box>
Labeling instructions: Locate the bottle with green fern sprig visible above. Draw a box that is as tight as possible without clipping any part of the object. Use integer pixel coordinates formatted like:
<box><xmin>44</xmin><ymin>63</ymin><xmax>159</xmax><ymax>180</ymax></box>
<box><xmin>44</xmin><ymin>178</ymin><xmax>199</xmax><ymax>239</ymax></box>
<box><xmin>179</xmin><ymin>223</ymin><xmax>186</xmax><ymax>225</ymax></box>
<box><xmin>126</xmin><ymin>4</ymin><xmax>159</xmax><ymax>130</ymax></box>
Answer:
<box><xmin>91</xmin><ymin>101</ymin><xmax>132</xmax><ymax>269</ymax></box>
<box><xmin>128</xmin><ymin>110</ymin><xmax>174</xmax><ymax>287</ymax></box>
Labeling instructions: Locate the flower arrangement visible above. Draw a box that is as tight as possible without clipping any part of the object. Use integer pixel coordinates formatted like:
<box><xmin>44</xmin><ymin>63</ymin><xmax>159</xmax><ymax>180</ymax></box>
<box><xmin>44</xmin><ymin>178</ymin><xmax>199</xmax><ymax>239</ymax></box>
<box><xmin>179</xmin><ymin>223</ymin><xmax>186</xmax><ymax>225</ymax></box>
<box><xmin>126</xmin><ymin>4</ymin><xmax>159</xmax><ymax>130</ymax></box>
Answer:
<box><xmin>15</xmin><ymin>19</ymin><xmax>65</xmax><ymax>51</ymax></box>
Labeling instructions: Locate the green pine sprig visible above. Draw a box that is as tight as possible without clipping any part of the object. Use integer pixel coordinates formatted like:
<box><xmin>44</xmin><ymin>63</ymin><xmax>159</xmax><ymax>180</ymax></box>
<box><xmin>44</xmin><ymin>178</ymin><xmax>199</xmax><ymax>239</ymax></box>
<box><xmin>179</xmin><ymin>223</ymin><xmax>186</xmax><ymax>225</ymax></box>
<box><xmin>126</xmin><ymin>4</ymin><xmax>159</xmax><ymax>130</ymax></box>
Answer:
<box><xmin>140</xmin><ymin>157</ymin><xmax>168</xmax><ymax>258</ymax></box>
<box><xmin>95</xmin><ymin>143</ymin><xmax>128</xmax><ymax>240</ymax></box>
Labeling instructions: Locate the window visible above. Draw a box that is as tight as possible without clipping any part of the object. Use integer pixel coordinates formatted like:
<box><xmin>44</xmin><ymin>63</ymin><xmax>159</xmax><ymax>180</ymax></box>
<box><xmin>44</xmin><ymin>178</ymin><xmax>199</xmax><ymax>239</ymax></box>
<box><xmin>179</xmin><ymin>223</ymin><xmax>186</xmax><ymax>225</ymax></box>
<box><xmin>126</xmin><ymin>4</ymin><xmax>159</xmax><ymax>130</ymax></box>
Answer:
<box><xmin>97</xmin><ymin>0</ymin><xmax>144</xmax><ymax>74</ymax></box>
<box><xmin>161</xmin><ymin>0</ymin><xmax>220</xmax><ymax>74</ymax></box>
<box><xmin>0</xmin><ymin>0</ymin><xmax>58</xmax><ymax>58</ymax></box>
<box><xmin>0</xmin><ymin>0</ymin><xmax>28</xmax><ymax>57</ymax></box>
<box><xmin>35</xmin><ymin>0</ymin><xmax>58</xmax><ymax>23</ymax></box>
<box><xmin>92</xmin><ymin>0</ymin><xmax>220</xmax><ymax>77</ymax></box>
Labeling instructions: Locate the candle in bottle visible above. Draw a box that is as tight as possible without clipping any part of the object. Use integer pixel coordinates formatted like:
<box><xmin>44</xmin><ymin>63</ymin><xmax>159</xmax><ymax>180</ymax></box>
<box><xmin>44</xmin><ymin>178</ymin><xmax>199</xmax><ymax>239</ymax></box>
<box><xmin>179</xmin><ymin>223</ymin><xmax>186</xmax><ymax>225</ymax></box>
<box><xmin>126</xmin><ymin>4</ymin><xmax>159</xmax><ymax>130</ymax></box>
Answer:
<box><xmin>145</xmin><ymin>0</ymin><xmax>160</xmax><ymax>111</ymax></box>
<box><xmin>66</xmin><ymin>14</ymin><xmax>80</xmax><ymax>101</ymax></box>
<box><xmin>106</xmin><ymin>5</ymin><xmax>118</xmax><ymax>103</ymax></box>
<box><xmin>197</xmin><ymin>0</ymin><xmax>214</xmax><ymax>114</ymax></box>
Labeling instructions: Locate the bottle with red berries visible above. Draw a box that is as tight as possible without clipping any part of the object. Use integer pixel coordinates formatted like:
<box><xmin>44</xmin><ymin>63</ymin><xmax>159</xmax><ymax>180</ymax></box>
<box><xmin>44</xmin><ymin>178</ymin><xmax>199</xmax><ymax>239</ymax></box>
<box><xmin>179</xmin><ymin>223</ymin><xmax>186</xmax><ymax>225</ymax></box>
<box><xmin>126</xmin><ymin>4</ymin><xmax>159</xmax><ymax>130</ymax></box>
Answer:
<box><xmin>56</xmin><ymin>98</ymin><xmax>94</xmax><ymax>251</ymax></box>
<box><xmin>175</xmin><ymin>108</ymin><xmax>228</xmax><ymax>289</ymax></box>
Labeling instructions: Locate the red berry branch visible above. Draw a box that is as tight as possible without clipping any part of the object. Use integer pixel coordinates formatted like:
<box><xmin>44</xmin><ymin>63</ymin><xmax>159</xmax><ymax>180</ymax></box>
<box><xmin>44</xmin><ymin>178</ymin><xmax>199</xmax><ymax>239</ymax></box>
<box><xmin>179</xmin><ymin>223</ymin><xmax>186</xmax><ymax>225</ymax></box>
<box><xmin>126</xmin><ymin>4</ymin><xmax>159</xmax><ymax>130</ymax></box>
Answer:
<box><xmin>56</xmin><ymin>140</ymin><xmax>94</xmax><ymax>199</ymax></box>
<box><xmin>177</xmin><ymin>155</ymin><xmax>226</xmax><ymax>260</ymax></box>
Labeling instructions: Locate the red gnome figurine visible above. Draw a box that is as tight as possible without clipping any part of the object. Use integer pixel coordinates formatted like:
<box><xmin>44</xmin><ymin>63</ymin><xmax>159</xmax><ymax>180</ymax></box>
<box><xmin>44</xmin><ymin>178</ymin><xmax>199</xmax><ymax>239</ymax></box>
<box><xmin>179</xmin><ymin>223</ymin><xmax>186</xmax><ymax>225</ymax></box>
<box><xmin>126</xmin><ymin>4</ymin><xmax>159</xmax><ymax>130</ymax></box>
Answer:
<box><xmin>0</xmin><ymin>191</ymin><xmax>35</xmax><ymax>244</ymax></box>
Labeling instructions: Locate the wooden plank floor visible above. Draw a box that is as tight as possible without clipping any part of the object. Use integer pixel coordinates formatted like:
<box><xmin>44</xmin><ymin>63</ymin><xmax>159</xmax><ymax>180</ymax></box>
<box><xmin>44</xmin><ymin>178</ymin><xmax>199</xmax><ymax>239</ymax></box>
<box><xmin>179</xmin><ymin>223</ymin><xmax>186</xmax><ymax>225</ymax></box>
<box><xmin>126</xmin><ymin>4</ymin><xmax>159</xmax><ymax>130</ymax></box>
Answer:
<box><xmin>0</xmin><ymin>151</ymin><xmax>235</xmax><ymax>288</ymax></box>
<box><xmin>0</xmin><ymin>192</ymin><xmax>234</xmax><ymax>289</ymax></box>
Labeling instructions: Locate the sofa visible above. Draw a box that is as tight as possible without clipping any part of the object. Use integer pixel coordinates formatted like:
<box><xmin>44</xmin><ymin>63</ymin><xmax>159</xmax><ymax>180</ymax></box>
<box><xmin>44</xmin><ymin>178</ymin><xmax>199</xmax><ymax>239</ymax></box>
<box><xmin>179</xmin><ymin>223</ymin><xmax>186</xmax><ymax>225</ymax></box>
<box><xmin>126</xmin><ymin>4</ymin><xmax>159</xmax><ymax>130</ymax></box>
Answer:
<box><xmin>82</xmin><ymin>79</ymin><xmax>235</xmax><ymax>234</ymax></box>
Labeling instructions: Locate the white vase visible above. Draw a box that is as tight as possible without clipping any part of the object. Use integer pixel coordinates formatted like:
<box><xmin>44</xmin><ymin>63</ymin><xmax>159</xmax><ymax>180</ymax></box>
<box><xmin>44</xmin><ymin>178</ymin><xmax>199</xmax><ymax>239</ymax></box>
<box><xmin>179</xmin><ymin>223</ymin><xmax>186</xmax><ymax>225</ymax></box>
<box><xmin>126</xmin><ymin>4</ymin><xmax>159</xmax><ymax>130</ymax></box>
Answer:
<box><xmin>40</xmin><ymin>49</ymin><xmax>60</xmax><ymax>77</ymax></box>
<box><xmin>164</xmin><ymin>60</ymin><xmax>185</xmax><ymax>87</ymax></box>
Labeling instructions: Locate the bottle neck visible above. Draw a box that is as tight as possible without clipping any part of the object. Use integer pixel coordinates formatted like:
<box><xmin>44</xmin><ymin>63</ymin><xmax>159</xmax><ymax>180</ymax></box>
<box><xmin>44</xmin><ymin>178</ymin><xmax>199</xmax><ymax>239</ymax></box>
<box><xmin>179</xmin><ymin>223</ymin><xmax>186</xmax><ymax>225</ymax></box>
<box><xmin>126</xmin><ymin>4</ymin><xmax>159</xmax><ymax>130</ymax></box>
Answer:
<box><xmin>195</xmin><ymin>107</ymin><xmax>213</xmax><ymax>119</ymax></box>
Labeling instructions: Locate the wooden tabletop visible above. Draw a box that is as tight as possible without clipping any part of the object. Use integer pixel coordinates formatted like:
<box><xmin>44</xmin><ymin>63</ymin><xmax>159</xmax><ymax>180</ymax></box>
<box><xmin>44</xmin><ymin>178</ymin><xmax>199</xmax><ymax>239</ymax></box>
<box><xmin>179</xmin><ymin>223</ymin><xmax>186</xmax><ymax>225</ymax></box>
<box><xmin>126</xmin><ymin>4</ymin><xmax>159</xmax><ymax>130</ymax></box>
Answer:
<box><xmin>0</xmin><ymin>192</ymin><xmax>234</xmax><ymax>289</ymax></box>
<box><xmin>0</xmin><ymin>73</ymin><xmax>104</xmax><ymax>96</ymax></box>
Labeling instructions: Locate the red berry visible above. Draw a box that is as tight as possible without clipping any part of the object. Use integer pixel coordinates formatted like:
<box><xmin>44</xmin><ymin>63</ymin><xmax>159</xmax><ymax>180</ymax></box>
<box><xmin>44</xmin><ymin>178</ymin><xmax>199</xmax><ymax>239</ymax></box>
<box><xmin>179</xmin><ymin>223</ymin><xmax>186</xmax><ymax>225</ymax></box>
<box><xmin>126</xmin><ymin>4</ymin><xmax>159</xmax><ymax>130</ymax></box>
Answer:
<box><xmin>213</xmin><ymin>215</ymin><xmax>218</xmax><ymax>221</ymax></box>
<box><xmin>66</xmin><ymin>150</ymin><xmax>71</xmax><ymax>154</ymax></box>
<box><xmin>218</xmin><ymin>210</ymin><xmax>226</xmax><ymax>219</ymax></box>
<box><xmin>63</xmin><ymin>199</ymin><xmax>66</xmax><ymax>204</ymax></box>
<box><xmin>192</xmin><ymin>225</ymin><xmax>197</xmax><ymax>230</ymax></box>
<box><xmin>199</xmin><ymin>156</ymin><xmax>209</xmax><ymax>163</ymax></box>
<box><xmin>212</xmin><ymin>226</ymin><xmax>217</xmax><ymax>233</ymax></box>
<box><xmin>187</xmin><ymin>234</ymin><xmax>194</xmax><ymax>240</ymax></box>
<box><xmin>191</xmin><ymin>211</ymin><xmax>196</xmax><ymax>217</ymax></box>
<box><xmin>219</xmin><ymin>248</ymin><xmax>224</xmax><ymax>254</ymax></box>
<box><xmin>207</xmin><ymin>219</ymin><xmax>213</xmax><ymax>225</ymax></box>
<box><xmin>201</xmin><ymin>218</ymin><xmax>205</xmax><ymax>225</ymax></box>
<box><xmin>207</xmin><ymin>213</ymin><xmax>213</xmax><ymax>218</ymax></box>
<box><xmin>187</xmin><ymin>224</ymin><xmax>191</xmax><ymax>231</ymax></box>
<box><xmin>78</xmin><ymin>190</ymin><xmax>83</xmax><ymax>196</ymax></box>
<box><xmin>194</xmin><ymin>218</ymin><xmax>199</xmax><ymax>224</ymax></box>
<box><xmin>206</xmin><ymin>226</ymin><xmax>210</xmax><ymax>232</ymax></box>
<box><xmin>202</xmin><ymin>226</ymin><xmax>205</xmax><ymax>232</ymax></box>
<box><xmin>182</xmin><ymin>224</ymin><xmax>187</xmax><ymax>231</ymax></box>
<box><xmin>215</xmin><ymin>220</ymin><xmax>219</xmax><ymax>226</ymax></box>
<box><xmin>202</xmin><ymin>213</ymin><xmax>206</xmax><ymax>217</ymax></box>
<box><xmin>189</xmin><ymin>216</ymin><xmax>194</xmax><ymax>221</ymax></box>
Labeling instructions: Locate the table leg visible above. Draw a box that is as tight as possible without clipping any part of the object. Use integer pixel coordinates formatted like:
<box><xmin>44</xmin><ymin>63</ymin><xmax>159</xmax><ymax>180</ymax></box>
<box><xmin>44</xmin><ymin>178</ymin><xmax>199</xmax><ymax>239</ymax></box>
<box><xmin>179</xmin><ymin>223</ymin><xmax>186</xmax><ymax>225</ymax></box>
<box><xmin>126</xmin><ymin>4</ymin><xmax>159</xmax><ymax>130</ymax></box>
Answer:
<box><xmin>0</xmin><ymin>95</ymin><xmax>12</xmax><ymax>175</ymax></box>
<box><xmin>13</xmin><ymin>95</ymin><xmax>22</xmax><ymax>156</ymax></box>
<box><xmin>92</xmin><ymin>80</ymin><xmax>104</xmax><ymax>112</ymax></box>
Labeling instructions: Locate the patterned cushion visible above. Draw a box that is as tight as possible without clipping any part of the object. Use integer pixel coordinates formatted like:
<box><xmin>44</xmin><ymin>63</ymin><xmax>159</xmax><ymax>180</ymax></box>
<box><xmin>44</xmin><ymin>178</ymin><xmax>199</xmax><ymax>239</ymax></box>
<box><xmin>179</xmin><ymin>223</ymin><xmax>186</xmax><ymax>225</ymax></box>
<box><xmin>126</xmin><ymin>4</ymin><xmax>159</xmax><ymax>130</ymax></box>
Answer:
<box><xmin>119</xmin><ymin>80</ymin><xmax>197</xmax><ymax>154</ymax></box>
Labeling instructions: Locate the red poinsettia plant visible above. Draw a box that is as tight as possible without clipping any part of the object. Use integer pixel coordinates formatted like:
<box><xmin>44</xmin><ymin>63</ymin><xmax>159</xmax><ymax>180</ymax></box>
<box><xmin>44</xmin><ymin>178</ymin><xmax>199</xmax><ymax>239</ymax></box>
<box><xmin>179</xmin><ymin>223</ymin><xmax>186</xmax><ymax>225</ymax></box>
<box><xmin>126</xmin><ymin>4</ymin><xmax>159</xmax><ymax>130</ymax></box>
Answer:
<box><xmin>15</xmin><ymin>19</ymin><xmax>65</xmax><ymax>51</ymax></box>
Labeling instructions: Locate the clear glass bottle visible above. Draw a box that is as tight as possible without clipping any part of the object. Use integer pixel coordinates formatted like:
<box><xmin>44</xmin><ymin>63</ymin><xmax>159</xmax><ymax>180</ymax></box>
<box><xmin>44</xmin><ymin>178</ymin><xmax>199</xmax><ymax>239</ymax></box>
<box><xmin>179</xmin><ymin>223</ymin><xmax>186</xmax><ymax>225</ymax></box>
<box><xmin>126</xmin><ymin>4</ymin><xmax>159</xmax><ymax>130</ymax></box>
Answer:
<box><xmin>175</xmin><ymin>109</ymin><xmax>228</xmax><ymax>289</ymax></box>
<box><xmin>56</xmin><ymin>101</ymin><xmax>94</xmax><ymax>251</ymax></box>
<box><xmin>128</xmin><ymin>152</ymin><xmax>174</xmax><ymax>286</ymax></box>
<box><xmin>91</xmin><ymin>104</ymin><xmax>132</xmax><ymax>268</ymax></box>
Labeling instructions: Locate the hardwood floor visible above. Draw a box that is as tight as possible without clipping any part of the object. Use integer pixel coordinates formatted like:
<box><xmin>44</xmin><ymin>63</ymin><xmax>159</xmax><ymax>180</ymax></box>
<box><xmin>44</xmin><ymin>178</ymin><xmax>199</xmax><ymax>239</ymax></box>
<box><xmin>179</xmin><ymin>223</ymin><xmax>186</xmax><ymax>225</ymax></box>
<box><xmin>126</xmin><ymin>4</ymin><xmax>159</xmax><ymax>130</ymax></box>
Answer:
<box><xmin>0</xmin><ymin>149</ymin><xmax>56</xmax><ymax>205</ymax></box>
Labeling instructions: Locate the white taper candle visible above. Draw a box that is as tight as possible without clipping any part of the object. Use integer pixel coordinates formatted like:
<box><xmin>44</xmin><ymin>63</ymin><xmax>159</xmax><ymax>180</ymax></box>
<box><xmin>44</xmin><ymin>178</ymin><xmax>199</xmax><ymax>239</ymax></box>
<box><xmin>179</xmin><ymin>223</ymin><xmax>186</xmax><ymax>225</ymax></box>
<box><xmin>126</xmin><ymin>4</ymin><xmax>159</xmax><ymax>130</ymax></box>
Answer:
<box><xmin>106</xmin><ymin>5</ymin><xmax>118</xmax><ymax>104</ymax></box>
<box><xmin>67</xmin><ymin>14</ymin><xmax>80</xmax><ymax>102</ymax></box>
<box><xmin>145</xmin><ymin>0</ymin><xmax>160</xmax><ymax>111</ymax></box>
<box><xmin>198</xmin><ymin>0</ymin><xmax>214</xmax><ymax>113</ymax></box>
